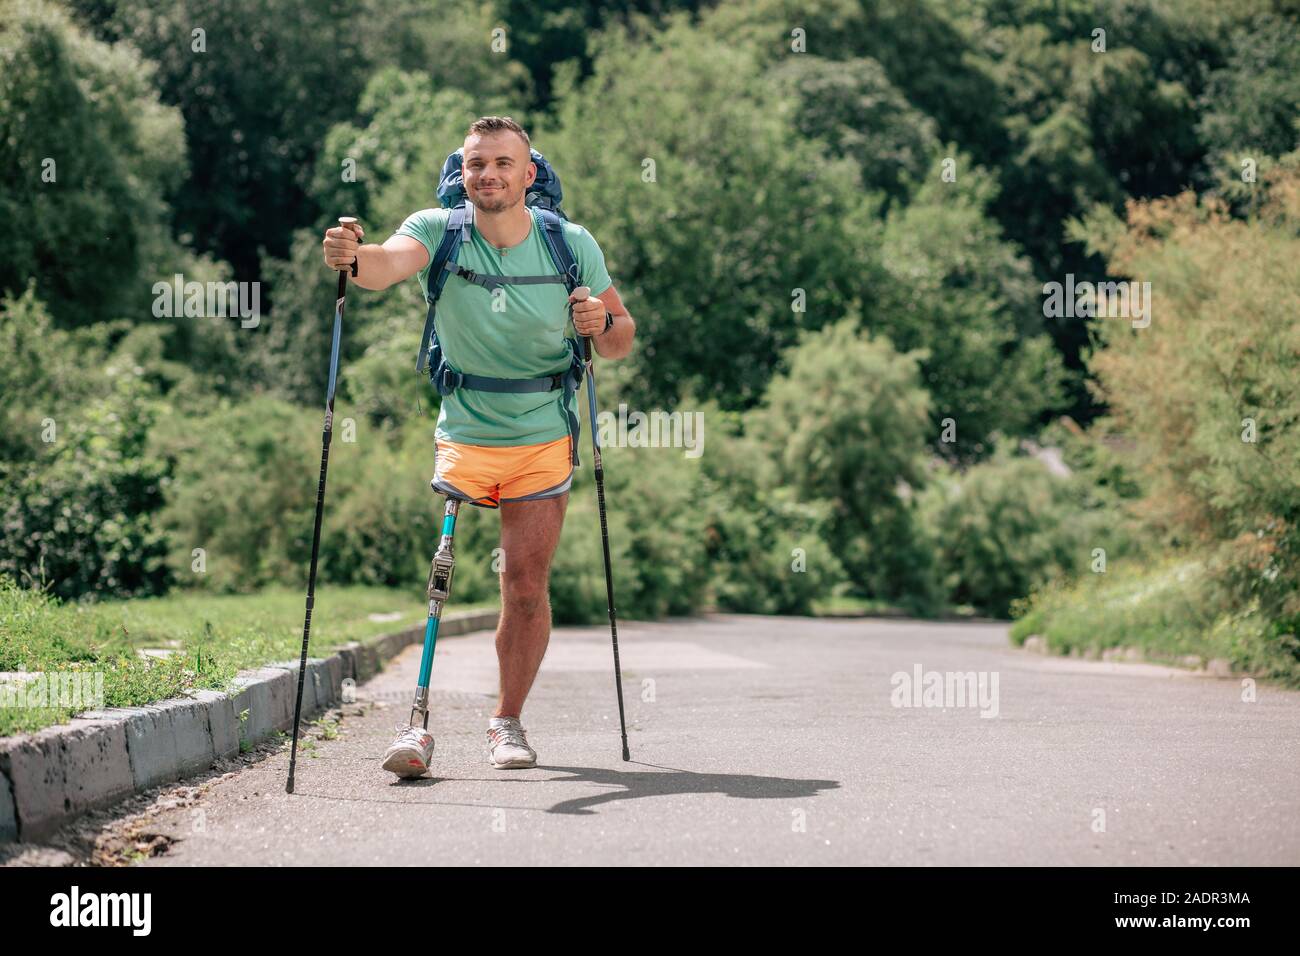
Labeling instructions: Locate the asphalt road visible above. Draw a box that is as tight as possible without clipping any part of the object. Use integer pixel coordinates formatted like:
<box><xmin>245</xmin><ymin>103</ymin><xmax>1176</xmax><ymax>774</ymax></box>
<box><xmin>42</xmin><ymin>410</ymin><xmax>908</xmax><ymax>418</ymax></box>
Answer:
<box><xmin>121</xmin><ymin>614</ymin><xmax>1300</xmax><ymax>866</ymax></box>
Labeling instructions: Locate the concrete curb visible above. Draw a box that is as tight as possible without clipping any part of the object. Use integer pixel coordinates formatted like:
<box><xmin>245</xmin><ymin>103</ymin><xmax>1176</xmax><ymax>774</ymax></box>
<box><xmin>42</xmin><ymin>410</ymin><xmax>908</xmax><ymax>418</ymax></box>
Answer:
<box><xmin>0</xmin><ymin>608</ymin><xmax>498</xmax><ymax>844</ymax></box>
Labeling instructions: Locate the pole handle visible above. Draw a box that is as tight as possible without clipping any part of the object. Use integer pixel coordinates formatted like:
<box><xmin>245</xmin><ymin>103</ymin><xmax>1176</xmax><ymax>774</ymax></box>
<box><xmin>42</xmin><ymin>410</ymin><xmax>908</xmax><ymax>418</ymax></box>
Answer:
<box><xmin>571</xmin><ymin>285</ymin><xmax>594</xmax><ymax>361</ymax></box>
<box><xmin>338</xmin><ymin>216</ymin><xmax>360</xmax><ymax>277</ymax></box>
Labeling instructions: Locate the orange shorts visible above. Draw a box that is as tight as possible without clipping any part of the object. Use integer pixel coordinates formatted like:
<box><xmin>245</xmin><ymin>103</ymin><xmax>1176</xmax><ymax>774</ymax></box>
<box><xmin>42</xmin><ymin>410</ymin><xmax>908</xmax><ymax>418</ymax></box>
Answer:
<box><xmin>431</xmin><ymin>435</ymin><xmax>574</xmax><ymax>509</ymax></box>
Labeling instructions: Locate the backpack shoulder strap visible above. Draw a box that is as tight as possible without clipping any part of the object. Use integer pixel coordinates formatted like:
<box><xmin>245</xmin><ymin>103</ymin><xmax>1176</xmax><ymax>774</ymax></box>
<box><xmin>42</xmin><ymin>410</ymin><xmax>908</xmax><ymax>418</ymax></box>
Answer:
<box><xmin>415</xmin><ymin>204</ymin><xmax>473</xmax><ymax>372</ymax></box>
<box><xmin>533</xmin><ymin>207</ymin><xmax>580</xmax><ymax>294</ymax></box>
<box><xmin>531</xmin><ymin>207</ymin><xmax>585</xmax><ymax>467</ymax></box>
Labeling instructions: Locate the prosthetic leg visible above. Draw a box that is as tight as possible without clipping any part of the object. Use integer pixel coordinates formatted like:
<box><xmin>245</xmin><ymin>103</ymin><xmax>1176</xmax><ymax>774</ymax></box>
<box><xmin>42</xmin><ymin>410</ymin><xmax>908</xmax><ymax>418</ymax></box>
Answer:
<box><xmin>411</xmin><ymin>495</ymin><xmax>461</xmax><ymax>728</ymax></box>
<box><xmin>380</xmin><ymin>495</ymin><xmax>461</xmax><ymax>778</ymax></box>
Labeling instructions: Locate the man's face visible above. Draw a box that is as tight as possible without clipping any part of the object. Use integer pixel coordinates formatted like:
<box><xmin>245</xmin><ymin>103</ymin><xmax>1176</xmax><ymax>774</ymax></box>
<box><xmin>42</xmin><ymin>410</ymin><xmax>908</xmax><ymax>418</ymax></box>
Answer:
<box><xmin>462</xmin><ymin>131</ymin><xmax>534</xmax><ymax>213</ymax></box>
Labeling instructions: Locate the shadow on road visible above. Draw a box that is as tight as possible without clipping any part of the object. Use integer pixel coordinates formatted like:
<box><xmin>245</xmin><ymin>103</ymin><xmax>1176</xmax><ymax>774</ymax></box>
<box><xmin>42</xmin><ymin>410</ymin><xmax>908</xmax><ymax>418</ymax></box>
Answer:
<box><xmin>535</xmin><ymin>762</ymin><xmax>839</xmax><ymax>815</ymax></box>
<box><xmin>285</xmin><ymin>763</ymin><xmax>839</xmax><ymax>816</ymax></box>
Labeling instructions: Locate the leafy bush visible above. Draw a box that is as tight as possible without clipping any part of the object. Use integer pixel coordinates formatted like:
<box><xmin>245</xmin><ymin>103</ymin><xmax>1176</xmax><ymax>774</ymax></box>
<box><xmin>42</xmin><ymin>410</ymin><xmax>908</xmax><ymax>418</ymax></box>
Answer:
<box><xmin>151</xmin><ymin>397</ymin><xmax>322</xmax><ymax>591</ymax></box>
<box><xmin>322</xmin><ymin>423</ymin><xmax>500</xmax><ymax>602</ymax></box>
<box><xmin>151</xmin><ymin>394</ymin><xmax>502</xmax><ymax>600</ymax></box>
<box><xmin>748</xmin><ymin>319</ymin><xmax>943</xmax><ymax>613</ymax></box>
<box><xmin>1010</xmin><ymin>556</ymin><xmax>1300</xmax><ymax>687</ymax></box>
<box><xmin>918</xmin><ymin>448</ymin><xmax>1102</xmax><ymax>617</ymax></box>
<box><xmin>875</xmin><ymin>151</ymin><xmax>1068</xmax><ymax>457</ymax></box>
<box><xmin>552</xmin><ymin>439</ymin><xmax>711</xmax><ymax>625</ymax></box>
<box><xmin>0</xmin><ymin>371</ymin><xmax>171</xmax><ymax>600</ymax></box>
<box><xmin>1083</xmin><ymin>164</ymin><xmax>1300</xmax><ymax>630</ymax></box>
<box><xmin>696</xmin><ymin>417</ymin><xmax>847</xmax><ymax>615</ymax></box>
<box><xmin>0</xmin><ymin>286</ymin><xmax>91</xmax><ymax>466</ymax></box>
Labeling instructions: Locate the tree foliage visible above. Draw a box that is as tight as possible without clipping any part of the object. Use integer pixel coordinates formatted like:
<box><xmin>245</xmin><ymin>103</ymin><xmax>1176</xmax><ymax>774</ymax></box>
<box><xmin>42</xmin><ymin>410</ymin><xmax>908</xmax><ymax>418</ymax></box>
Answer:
<box><xmin>1085</xmin><ymin>159</ymin><xmax>1300</xmax><ymax>625</ymax></box>
<box><xmin>0</xmin><ymin>0</ymin><xmax>185</xmax><ymax>327</ymax></box>
<box><xmin>2</xmin><ymin>0</ymin><xmax>1297</xmax><ymax>636</ymax></box>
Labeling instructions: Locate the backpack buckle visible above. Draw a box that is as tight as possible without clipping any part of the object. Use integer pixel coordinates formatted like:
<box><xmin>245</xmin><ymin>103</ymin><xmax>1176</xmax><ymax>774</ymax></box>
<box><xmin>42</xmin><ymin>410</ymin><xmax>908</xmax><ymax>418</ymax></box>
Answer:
<box><xmin>439</xmin><ymin>367</ymin><xmax>464</xmax><ymax>393</ymax></box>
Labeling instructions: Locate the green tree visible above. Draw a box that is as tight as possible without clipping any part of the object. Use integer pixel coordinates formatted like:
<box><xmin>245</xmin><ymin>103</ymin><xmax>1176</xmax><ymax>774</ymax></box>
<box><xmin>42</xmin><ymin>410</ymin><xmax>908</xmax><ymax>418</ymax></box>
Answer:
<box><xmin>0</xmin><ymin>286</ymin><xmax>88</xmax><ymax>465</ymax></box>
<box><xmin>749</xmin><ymin>319</ymin><xmax>942</xmax><ymax>611</ymax></box>
<box><xmin>919</xmin><ymin>449</ymin><xmax>1088</xmax><ymax>617</ymax></box>
<box><xmin>696</xmin><ymin>414</ymin><xmax>848</xmax><ymax>615</ymax></box>
<box><xmin>704</xmin><ymin>0</ymin><xmax>1243</xmax><ymax>424</ymax></box>
<box><xmin>493</xmin><ymin>0</ymin><xmax>708</xmax><ymax>110</ymax></box>
<box><xmin>875</xmin><ymin>151</ymin><xmax>1067</xmax><ymax>457</ymax></box>
<box><xmin>1198</xmin><ymin>10</ymin><xmax>1300</xmax><ymax>178</ymax></box>
<box><xmin>0</xmin><ymin>368</ymin><xmax>171</xmax><ymax>602</ymax></box>
<box><xmin>259</xmin><ymin>73</ymin><xmax>486</xmax><ymax>410</ymax></box>
<box><xmin>0</xmin><ymin>0</ymin><xmax>186</xmax><ymax>327</ymax></box>
<box><xmin>1084</xmin><ymin>161</ymin><xmax>1300</xmax><ymax>629</ymax></box>
<box><xmin>765</xmin><ymin>55</ymin><xmax>939</xmax><ymax>208</ymax></box>
<box><xmin>542</xmin><ymin>12</ymin><xmax>883</xmax><ymax>410</ymax></box>
<box><xmin>84</xmin><ymin>0</ymin><xmax>526</xmax><ymax>282</ymax></box>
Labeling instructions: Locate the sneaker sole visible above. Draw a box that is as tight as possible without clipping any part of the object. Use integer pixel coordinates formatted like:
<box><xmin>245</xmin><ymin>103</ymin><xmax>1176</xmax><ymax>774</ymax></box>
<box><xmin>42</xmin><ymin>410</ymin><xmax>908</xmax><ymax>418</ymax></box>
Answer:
<box><xmin>382</xmin><ymin>748</ymin><xmax>431</xmax><ymax>778</ymax></box>
<box><xmin>488</xmin><ymin>754</ymin><xmax>537</xmax><ymax>770</ymax></box>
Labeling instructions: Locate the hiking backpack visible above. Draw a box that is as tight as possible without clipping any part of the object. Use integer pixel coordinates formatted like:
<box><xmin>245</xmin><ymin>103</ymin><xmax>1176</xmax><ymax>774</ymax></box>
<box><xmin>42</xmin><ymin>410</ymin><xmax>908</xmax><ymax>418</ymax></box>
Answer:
<box><xmin>414</xmin><ymin>147</ymin><xmax>585</xmax><ymax>464</ymax></box>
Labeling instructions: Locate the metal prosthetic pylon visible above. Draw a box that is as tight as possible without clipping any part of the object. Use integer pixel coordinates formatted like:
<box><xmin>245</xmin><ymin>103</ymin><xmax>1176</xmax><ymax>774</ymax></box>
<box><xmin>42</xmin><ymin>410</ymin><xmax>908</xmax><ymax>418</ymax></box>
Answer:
<box><xmin>409</xmin><ymin>496</ymin><xmax>461</xmax><ymax>729</ymax></box>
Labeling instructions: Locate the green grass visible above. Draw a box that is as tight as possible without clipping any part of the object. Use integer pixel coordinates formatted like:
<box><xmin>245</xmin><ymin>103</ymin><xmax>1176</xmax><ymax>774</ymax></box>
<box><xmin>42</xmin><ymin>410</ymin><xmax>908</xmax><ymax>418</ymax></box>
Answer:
<box><xmin>809</xmin><ymin>592</ymin><xmax>990</xmax><ymax>619</ymax></box>
<box><xmin>1009</xmin><ymin>556</ymin><xmax>1300</xmax><ymax>686</ymax></box>
<box><xmin>810</xmin><ymin>593</ymin><xmax>908</xmax><ymax>617</ymax></box>
<box><xmin>0</xmin><ymin>580</ymin><xmax>495</xmax><ymax>736</ymax></box>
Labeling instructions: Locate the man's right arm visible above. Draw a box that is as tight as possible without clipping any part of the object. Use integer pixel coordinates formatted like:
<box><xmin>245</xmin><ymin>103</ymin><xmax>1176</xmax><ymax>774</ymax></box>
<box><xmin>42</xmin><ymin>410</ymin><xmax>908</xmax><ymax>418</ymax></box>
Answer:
<box><xmin>322</xmin><ymin>222</ymin><xmax>429</xmax><ymax>290</ymax></box>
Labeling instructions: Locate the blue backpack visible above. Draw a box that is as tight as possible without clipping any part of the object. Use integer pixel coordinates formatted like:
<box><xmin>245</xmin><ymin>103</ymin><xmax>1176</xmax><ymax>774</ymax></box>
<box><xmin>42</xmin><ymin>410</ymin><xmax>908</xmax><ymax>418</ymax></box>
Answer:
<box><xmin>415</xmin><ymin>147</ymin><xmax>585</xmax><ymax>465</ymax></box>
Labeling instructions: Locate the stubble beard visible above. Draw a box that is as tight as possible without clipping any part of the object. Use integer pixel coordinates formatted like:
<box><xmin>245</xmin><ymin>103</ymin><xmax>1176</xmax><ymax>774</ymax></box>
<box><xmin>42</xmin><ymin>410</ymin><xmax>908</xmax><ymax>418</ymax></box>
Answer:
<box><xmin>472</xmin><ymin>186</ymin><xmax>519</xmax><ymax>214</ymax></box>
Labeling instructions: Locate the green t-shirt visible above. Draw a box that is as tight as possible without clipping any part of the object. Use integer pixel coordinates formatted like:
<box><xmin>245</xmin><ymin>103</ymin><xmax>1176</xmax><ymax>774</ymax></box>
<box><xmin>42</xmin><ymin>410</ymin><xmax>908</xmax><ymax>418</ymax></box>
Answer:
<box><xmin>394</xmin><ymin>206</ymin><xmax>612</xmax><ymax>446</ymax></box>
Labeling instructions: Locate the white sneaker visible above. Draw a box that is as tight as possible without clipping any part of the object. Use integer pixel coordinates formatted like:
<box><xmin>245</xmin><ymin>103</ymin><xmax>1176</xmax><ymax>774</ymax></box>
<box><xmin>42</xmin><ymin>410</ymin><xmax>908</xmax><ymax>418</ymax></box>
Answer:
<box><xmin>382</xmin><ymin>725</ymin><xmax>435</xmax><ymax>778</ymax></box>
<box><xmin>486</xmin><ymin>716</ymin><xmax>537</xmax><ymax>769</ymax></box>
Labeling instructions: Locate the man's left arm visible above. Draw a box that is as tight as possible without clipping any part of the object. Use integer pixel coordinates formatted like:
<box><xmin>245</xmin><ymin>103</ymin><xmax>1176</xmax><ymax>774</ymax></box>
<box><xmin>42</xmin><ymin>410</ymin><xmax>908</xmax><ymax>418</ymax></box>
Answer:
<box><xmin>570</xmin><ymin>284</ymin><xmax>635</xmax><ymax>359</ymax></box>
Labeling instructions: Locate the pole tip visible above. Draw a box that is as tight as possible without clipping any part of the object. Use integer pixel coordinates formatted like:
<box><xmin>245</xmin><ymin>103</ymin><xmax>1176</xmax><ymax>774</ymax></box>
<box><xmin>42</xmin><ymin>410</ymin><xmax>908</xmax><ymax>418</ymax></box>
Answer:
<box><xmin>285</xmin><ymin>778</ymin><xmax>294</xmax><ymax>794</ymax></box>
<box><xmin>622</xmin><ymin>745</ymin><xmax>630</xmax><ymax>762</ymax></box>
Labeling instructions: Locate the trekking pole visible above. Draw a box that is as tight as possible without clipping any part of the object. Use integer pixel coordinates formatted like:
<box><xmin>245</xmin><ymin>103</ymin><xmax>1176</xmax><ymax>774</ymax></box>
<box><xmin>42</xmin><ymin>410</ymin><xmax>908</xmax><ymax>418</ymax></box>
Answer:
<box><xmin>572</xmin><ymin>286</ymin><xmax>630</xmax><ymax>761</ymax></box>
<box><xmin>287</xmin><ymin>216</ymin><xmax>358</xmax><ymax>794</ymax></box>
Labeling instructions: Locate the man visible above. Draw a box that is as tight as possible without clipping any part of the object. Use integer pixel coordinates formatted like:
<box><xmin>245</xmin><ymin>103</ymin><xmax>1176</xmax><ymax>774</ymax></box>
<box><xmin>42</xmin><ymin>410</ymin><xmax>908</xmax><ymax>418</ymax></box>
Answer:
<box><xmin>321</xmin><ymin>116</ymin><xmax>635</xmax><ymax>773</ymax></box>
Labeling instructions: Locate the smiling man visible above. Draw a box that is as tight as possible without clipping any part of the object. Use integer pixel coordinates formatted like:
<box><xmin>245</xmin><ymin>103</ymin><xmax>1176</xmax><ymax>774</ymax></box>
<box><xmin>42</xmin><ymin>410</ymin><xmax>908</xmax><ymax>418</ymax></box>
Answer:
<box><xmin>321</xmin><ymin>116</ymin><xmax>635</xmax><ymax>774</ymax></box>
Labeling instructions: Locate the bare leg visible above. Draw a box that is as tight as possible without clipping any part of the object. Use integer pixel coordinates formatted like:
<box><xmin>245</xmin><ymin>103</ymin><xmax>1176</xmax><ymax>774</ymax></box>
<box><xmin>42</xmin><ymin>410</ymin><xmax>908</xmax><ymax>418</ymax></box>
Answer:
<box><xmin>494</xmin><ymin>493</ymin><xmax>568</xmax><ymax>718</ymax></box>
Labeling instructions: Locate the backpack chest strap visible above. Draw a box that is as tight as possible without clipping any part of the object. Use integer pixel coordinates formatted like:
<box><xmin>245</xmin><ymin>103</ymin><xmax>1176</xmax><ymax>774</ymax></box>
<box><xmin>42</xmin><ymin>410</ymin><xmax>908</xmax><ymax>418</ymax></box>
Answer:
<box><xmin>443</xmin><ymin>261</ymin><xmax>568</xmax><ymax>294</ymax></box>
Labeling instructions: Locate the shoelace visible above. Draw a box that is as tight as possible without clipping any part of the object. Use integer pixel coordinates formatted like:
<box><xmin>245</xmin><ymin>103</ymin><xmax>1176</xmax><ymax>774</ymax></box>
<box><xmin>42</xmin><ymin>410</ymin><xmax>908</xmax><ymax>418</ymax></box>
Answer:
<box><xmin>395</xmin><ymin>725</ymin><xmax>430</xmax><ymax>745</ymax></box>
<box><xmin>489</xmin><ymin>723</ymin><xmax>529</xmax><ymax>749</ymax></box>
